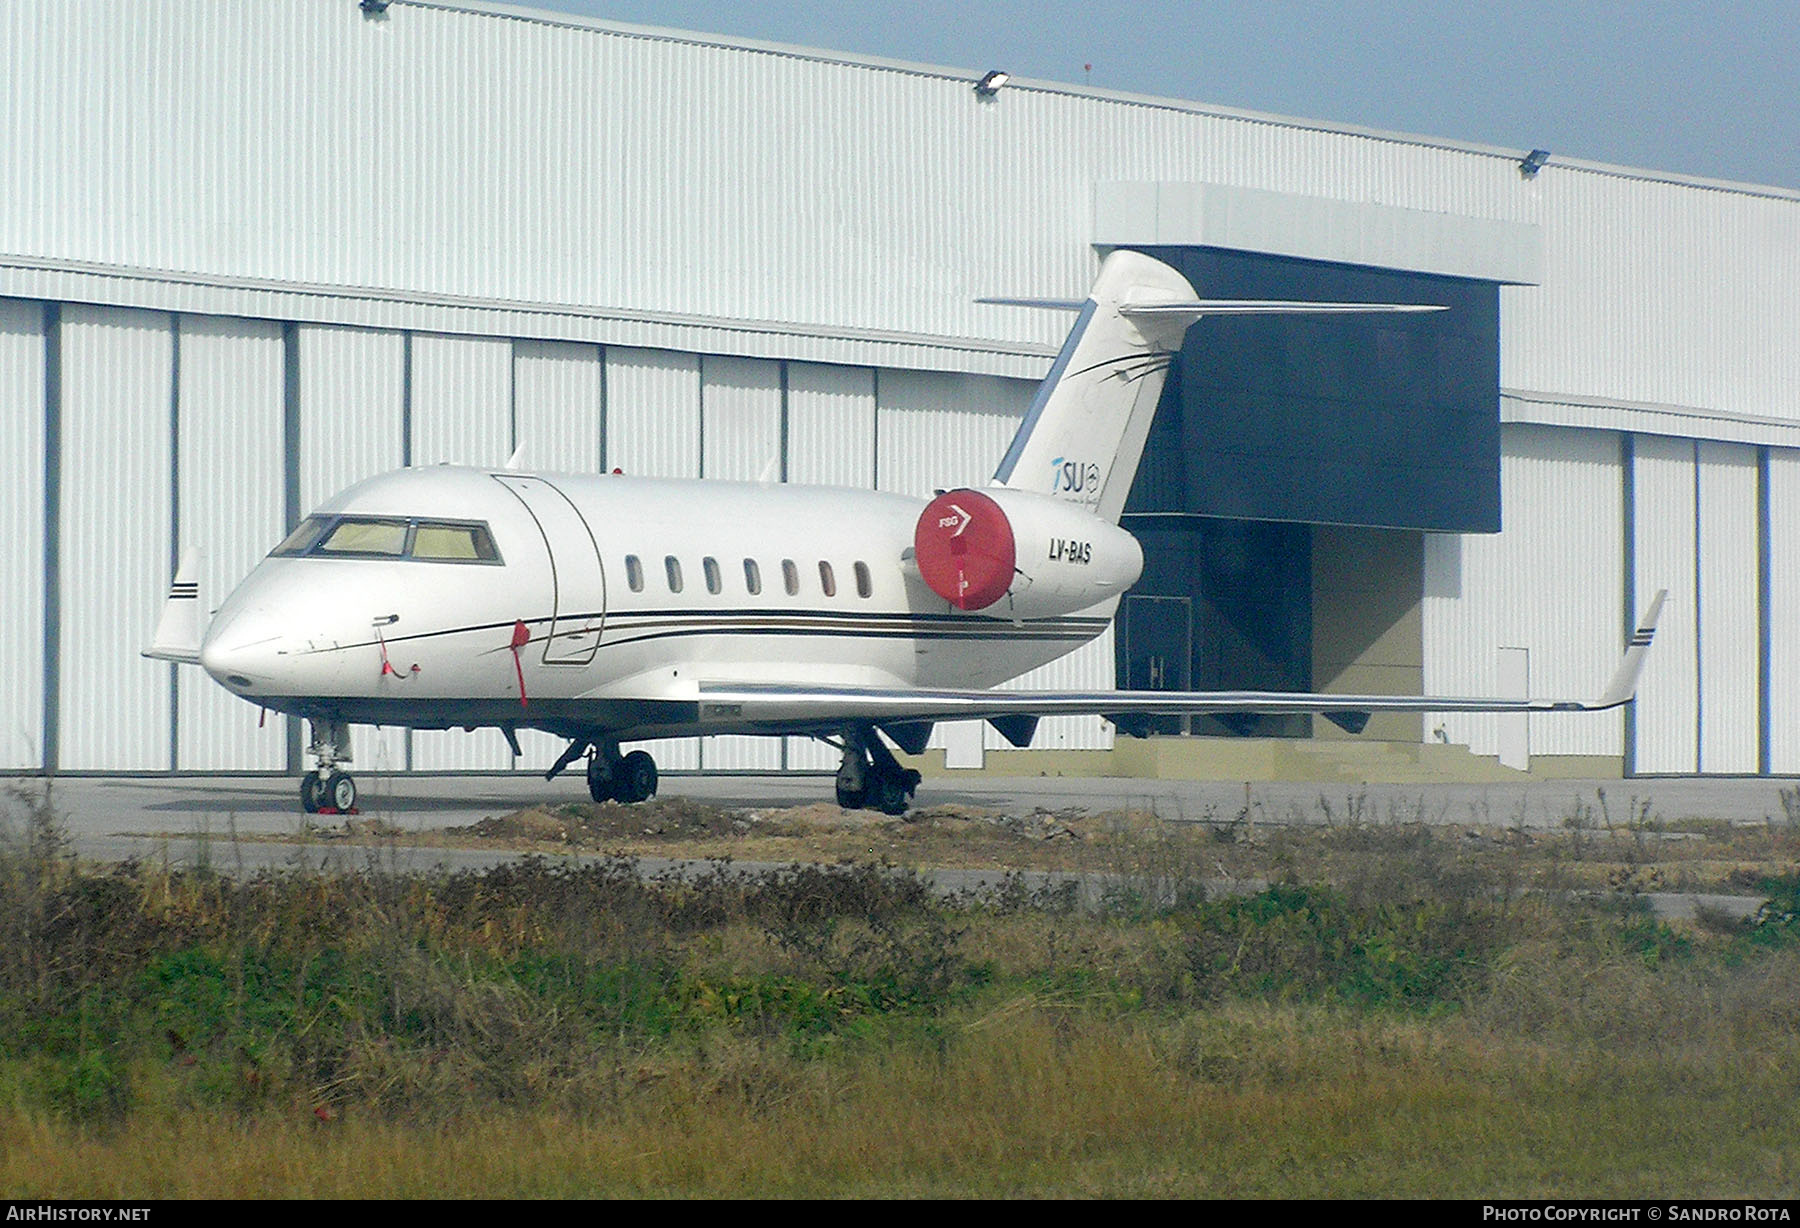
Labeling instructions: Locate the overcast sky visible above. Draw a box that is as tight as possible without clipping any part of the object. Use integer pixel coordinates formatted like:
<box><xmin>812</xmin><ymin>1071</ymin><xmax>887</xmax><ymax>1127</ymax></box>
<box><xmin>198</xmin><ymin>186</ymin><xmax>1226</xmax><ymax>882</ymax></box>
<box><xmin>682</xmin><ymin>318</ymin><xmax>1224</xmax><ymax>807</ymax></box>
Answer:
<box><xmin>510</xmin><ymin>0</ymin><xmax>1800</xmax><ymax>191</ymax></box>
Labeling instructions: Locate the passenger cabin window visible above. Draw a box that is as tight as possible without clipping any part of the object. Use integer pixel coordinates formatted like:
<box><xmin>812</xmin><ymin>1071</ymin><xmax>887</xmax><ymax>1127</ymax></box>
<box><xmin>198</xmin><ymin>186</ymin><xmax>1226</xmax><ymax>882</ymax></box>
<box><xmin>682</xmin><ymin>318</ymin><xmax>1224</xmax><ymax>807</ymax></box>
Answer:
<box><xmin>854</xmin><ymin>561</ymin><xmax>873</xmax><ymax>598</ymax></box>
<box><xmin>272</xmin><ymin>515</ymin><xmax>499</xmax><ymax>563</ymax></box>
<box><xmin>782</xmin><ymin>559</ymin><xmax>799</xmax><ymax>596</ymax></box>
<box><xmin>818</xmin><ymin>561</ymin><xmax>836</xmax><ymax>597</ymax></box>
<box><xmin>703</xmin><ymin>556</ymin><xmax>721</xmax><ymax>594</ymax></box>
<box><xmin>744</xmin><ymin>559</ymin><xmax>762</xmax><ymax>595</ymax></box>
<box><xmin>665</xmin><ymin>556</ymin><xmax>684</xmax><ymax>593</ymax></box>
<box><xmin>625</xmin><ymin>555</ymin><xmax>644</xmax><ymax>593</ymax></box>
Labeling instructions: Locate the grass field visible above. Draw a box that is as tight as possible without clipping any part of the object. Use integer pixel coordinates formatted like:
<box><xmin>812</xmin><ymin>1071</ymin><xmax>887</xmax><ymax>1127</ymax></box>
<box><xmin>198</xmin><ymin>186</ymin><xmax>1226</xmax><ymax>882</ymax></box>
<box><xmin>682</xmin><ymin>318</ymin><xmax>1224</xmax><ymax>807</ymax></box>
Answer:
<box><xmin>4</xmin><ymin>784</ymin><xmax>1798</xmax><ymax>1197</ymax></box>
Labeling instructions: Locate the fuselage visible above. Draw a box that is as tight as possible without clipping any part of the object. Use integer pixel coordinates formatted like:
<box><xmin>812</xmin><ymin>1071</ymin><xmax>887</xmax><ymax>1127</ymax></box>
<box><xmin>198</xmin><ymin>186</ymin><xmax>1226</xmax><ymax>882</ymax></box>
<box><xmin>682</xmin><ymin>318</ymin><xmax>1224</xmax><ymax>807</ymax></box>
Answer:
<box><xmin>199</xmin><ymin>466</ymin><xmax>1123</xmax><ymax>741</ymax></box>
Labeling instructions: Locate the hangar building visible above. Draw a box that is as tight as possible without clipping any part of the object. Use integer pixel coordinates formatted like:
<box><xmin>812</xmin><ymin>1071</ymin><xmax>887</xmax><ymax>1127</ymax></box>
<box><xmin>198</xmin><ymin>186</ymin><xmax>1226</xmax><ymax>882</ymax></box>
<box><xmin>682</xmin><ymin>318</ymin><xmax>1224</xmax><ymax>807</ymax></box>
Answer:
<box><xmin>4</xmin><ymin>0</ymin><xmax>1798</xmax><ymax>780</ymax></box>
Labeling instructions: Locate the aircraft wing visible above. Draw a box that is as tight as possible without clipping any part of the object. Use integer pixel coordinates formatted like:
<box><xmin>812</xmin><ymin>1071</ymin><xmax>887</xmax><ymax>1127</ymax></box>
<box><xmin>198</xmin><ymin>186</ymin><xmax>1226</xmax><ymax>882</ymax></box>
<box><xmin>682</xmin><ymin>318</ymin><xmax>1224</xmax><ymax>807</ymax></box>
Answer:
<box><xmin>697</xmin><ymin>590</ymin><xmax>1665</xmax><ymax>738</ymax></box>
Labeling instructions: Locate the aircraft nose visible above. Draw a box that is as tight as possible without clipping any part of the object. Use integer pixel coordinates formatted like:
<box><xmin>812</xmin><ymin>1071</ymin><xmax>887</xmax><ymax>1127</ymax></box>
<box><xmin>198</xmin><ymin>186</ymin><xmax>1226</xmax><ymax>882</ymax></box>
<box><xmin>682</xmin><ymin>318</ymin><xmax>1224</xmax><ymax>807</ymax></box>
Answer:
<box><xmin>199</xmin><ymin>612</ymin><xmax>288</xmax><ymax>696</ymax></box>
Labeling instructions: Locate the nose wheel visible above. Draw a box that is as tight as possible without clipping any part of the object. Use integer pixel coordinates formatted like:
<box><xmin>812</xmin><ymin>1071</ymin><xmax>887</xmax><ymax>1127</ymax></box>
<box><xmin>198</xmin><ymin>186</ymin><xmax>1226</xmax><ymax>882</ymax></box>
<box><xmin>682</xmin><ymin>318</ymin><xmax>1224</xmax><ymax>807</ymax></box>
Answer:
<box><xmin>300</xmin><ymin>770</ymin><xmax>358</xmax><ymax>815</ymax></box>
<box><xmin>298</xmin><ymin>718</ymin><xmax>359</xmax><ymax>814</ymax></box>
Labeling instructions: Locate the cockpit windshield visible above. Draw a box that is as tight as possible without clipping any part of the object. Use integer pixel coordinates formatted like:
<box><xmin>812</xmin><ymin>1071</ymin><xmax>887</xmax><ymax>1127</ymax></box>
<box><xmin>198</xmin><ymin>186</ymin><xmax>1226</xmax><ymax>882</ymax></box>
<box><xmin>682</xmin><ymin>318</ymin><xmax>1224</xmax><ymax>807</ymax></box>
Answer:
<box><xmin>271</xmin><ymin>516</ymin><xmax>501</xmax><ymax>563</ymax></box>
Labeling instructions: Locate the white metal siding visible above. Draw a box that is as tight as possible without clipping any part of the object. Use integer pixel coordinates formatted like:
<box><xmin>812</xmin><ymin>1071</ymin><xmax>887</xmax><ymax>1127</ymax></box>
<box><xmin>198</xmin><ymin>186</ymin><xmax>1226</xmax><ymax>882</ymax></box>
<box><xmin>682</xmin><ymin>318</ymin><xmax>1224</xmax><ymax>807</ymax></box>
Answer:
<box><xmin>411</xmin><ymin>333</ymin><xmax>513</xmax><ymax>468</ymax></box>
<box><xmin>0</xmin><ymin>300</ymin><xmax>44</xmax><ymax>769</ymax></box>
<box><xmin>1632</xmin><ymin>435</ymin><xmax>1700</xmax><ymax>773</ymax></box>
<box><xmin>605</xmin><ymin>347</ymin><xmax>701</xmax><ymax>480</ymax></box>
<box><xmin>700</xmin><ymin>355</ymin><xmax>782</xmax><ymax>482</ymax></box>
<box><xmin>1767</xmin><ymin>449</ymin><xmax>1800</xmax><ymax>773</ymax></box>
<box><xmin>1423</xmin><ymin>425</ymin><xmax>1625</xmax><ymax>759</ymax></box>
<box><xmin>174</xmin><ymin>315</ymin><xmax>287</xmax><ymax>770</ymax></box>
<box><xmin>58</xmin><ymin>306</ymin><xmax>171</xmax><ymax>769</ymax></box>
<box><xmin>875</xmin><ymin>369</ymin><xmax>1032</xmax><ymax>498</ymax></box>
<box><xmin>1696</xmin><ymin>442</ymin><xmax>1759</xmax><ymax>773</ymax></box>
<box><xmin>514</xmin><ymin>339</ymin><xmax>604</xmax><ymax>475</ymax></box>
<box><xmin>787</xmin><ymin>363</ymin><xmax>875</xmax><ymax>489</ymax></box>
<box><xmin>296</xmin><ymin>324</ymin><xmax>407</xmax><ymax>769</ymax></box>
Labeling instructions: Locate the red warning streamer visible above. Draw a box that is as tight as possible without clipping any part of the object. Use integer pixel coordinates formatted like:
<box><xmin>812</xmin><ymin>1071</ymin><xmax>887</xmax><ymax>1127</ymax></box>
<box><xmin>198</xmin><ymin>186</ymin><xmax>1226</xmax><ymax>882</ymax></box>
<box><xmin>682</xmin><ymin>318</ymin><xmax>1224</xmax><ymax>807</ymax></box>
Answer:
<box><xmin>510</xmin><ymin>620</ymin><xmax>531</xmax><ymax>708</ymax></box>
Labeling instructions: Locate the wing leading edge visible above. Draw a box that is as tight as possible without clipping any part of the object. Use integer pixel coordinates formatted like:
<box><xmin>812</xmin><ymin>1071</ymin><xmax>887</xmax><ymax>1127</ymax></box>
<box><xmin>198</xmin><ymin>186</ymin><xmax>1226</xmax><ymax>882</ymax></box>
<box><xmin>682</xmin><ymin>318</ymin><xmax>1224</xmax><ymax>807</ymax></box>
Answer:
<box><xmin>698</xmin><ymin>591</ymin><xmax>1667</xmax><ymax>732</ymax></box>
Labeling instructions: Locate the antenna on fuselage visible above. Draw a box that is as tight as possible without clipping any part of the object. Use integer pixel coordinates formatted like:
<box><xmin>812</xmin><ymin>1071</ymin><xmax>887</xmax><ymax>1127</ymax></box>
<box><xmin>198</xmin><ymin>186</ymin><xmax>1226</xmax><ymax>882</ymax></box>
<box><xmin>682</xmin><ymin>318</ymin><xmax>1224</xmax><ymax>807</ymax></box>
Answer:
<box><xmin>503</xmin><ymin>442</ymin><xmax>525</xmax><ymax>470</ymax></box>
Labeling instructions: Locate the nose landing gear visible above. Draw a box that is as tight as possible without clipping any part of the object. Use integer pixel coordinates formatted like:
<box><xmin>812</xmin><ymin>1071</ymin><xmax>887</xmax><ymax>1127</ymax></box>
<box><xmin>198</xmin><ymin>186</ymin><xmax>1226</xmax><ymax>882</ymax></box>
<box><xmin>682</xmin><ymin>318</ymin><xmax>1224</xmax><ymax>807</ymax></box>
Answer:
<box><xmin>299</xmin><ymin>718</ymin><xmax>358</xmax><ymax>814</ymax></box>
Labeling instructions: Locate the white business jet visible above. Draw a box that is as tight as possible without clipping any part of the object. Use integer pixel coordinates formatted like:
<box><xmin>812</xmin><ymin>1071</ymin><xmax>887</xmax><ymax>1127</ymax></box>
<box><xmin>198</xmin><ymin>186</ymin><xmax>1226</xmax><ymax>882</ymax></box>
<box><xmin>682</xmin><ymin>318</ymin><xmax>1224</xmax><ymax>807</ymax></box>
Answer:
<box><xmin>147</xmin><ymin>251</ymin><xmax>1663</xmax><ymax>815</ymax></box>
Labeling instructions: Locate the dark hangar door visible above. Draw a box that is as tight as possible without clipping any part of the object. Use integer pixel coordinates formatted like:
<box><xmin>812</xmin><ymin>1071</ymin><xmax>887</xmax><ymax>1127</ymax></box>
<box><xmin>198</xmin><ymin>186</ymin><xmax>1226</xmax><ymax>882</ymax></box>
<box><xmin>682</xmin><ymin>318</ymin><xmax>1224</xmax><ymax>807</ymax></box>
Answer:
<box><xmin>1116</xmin><ymin>245</ymin><xmax>1501</xmax><ymax>727</ymax></box>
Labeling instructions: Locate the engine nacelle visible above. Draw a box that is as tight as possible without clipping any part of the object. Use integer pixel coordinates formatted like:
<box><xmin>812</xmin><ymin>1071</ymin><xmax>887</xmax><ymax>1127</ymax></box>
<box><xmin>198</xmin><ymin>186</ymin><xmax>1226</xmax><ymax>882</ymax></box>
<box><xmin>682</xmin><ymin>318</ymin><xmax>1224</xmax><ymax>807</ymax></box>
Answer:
<box><xmin>913</xmin><ymin>487</ymin><xmax>1142</xmax><ymax>617</ymax></box>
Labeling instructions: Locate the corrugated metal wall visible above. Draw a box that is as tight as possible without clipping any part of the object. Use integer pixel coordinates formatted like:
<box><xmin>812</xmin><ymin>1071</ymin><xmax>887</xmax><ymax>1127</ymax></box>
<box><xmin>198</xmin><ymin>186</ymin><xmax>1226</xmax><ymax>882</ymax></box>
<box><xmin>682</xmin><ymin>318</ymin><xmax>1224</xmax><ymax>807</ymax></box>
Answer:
<box><xmin>1696</xmin><ymin>442</ymin><xmax>1760</xmax><ymax>773</ymax></box>
<box><xmin>1423</xmin><ymin>425</ymin><xmax>1626</xmax><ymax>761</ymax></box>
<box><xmin>174</xmin><ymin>315</ymin><xmax>287</xmax><ymax>771</ymax></box>
<box><xmin>0</xmin><ymin>301</ymin><xmax>44</xmax><ymax>769</ymax></box>
<box><xmin>58</xmin><ymin>307</ymin><xmax>172</xmax><ymax>769</ymax></box>
<box><xmin>1631</xmin><ymin>436</ymin><xmax>1700</xmax><ymax>773</ymax></box>
<box><xmin>513</xmin><ymin>339</ymin><xmax>604</xmax><ymax>474</ymax></box>
<box><xmin>1767</xmin><ymin>449</ymin><xmax>1800</xmax><ymax>773</ymax></box>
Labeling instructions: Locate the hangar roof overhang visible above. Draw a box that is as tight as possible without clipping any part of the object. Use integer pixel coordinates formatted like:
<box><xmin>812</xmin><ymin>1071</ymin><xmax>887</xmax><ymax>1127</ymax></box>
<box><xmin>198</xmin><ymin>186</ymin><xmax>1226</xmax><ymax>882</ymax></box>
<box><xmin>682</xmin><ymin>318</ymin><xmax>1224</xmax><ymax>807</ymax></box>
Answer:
<box><xmin>1094</xmin><ymin>182</ymin><xmax>1543</xmax><ymax>287</ymax></box>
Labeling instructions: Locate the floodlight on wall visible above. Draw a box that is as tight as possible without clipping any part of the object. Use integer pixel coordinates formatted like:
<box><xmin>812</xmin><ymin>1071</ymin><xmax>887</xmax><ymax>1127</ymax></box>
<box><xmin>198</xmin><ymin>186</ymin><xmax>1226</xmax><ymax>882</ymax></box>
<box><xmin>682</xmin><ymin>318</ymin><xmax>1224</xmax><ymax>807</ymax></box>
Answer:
<box><xmin>1519</xmin><ymin>148</ymin><xmax>1551</xmax><ymax>178</ymax></box>
<box><xmin>359</xmin><ymin>0</ymin><xmax>391</xmax><ymax>14</ymax></box>
<box><xmin>974</xmin><ymin>70</ymin><xmax>1010</xmax><ymax>97</ymax></box>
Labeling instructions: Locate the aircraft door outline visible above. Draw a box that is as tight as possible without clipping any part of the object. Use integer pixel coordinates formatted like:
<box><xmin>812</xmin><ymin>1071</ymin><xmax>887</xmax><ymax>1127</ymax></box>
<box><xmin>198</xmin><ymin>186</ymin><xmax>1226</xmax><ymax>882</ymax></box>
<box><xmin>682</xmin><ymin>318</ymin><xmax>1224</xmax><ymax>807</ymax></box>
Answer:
<box><xmin>492</xmin><ymin>474</ymin><xmax>606</xmax><ymax>665</ymax></box>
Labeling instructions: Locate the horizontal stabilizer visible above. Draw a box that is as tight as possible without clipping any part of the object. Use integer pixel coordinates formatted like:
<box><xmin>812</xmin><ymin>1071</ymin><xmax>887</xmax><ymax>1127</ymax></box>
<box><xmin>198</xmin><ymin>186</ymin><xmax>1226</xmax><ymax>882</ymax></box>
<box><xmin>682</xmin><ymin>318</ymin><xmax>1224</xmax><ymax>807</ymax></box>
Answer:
<box><xmin>144</xmin><ymin>548</ymin><xmax>204</xmax><ymax>664</ymax></box>
<box><xmin>1120</xmin><ymin>300</ymin><xmax>1446</xmax><ymax>319</ymax></box>
<box><xmin>978</xmin><ymin>297</ymin><xmax>1445</xmax><ymax>318</ymax></box>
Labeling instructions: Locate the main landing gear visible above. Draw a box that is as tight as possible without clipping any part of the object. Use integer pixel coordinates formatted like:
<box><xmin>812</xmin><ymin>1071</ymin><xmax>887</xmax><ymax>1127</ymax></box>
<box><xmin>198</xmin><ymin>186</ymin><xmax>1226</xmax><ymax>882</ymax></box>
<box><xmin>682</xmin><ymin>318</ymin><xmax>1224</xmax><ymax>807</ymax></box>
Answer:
<box><xmin>545</xmin><ymin>739</ymin><xmax>659</xmax><ymax>804</ymax></box>
<box><xmin>835</xmin><ymin>725</ymin><xmax>921</xmax><ymax>816</ymax></box>
<box><xmin>299</xmin><ymin>718</ymin><xmax>358</xmax><ymax>814</ymax></box>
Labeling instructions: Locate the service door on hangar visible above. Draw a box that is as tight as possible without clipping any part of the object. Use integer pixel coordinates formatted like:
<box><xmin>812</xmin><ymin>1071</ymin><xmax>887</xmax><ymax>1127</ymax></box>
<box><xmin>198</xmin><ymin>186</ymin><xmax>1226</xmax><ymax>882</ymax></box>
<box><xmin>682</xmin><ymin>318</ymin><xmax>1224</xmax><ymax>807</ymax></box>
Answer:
<box><xmin>1121</xmin><ymin>594</ymin><xmax>1192</xmax><ymax>736</ymax></box>
<box><xmin>492</xmin><ymin>474</ymin><xmax>606</xmax><ymax>665</ymax></box>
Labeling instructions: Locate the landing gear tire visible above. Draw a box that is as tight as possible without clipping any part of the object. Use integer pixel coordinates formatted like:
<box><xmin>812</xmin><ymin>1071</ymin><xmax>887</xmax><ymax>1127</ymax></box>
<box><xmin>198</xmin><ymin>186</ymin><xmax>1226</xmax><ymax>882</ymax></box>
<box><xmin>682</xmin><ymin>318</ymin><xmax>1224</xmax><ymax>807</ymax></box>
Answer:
<box><xmin>325</xmin><ymin>771</ymin><xmax>357</xmax><ymax>813</ymax></box>
<box><xmin>869</xmin><ymin>770</ymin><xmax>908</xmax><ymax>816</ymax></box>
<box><xmin>617</xmin><ymin>750</ymin><xmax>659</xmax><ymax>804</ymax></box>
<box><xmin>836</xmin><ymin>726</ymin><xmax>918</xmax><ymax>816</ymax></box>
<box><xmin>586</xmin><ymin>754</ymin><xmax>616</xmax><ymax>804</ymax></box>
<box><xmin>300</xmin><ymin>772</ymin><xmax>327</xmax><ymax>814</ymax></box>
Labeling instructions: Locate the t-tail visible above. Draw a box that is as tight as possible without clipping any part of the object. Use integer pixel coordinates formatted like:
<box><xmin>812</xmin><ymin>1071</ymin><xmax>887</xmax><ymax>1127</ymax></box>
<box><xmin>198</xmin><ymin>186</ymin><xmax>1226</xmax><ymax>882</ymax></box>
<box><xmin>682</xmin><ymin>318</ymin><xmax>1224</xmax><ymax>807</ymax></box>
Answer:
<box><xmin>985</xmin><ymin>249</ymin><xmax>1444</xmax><ymax>524</ymax></box>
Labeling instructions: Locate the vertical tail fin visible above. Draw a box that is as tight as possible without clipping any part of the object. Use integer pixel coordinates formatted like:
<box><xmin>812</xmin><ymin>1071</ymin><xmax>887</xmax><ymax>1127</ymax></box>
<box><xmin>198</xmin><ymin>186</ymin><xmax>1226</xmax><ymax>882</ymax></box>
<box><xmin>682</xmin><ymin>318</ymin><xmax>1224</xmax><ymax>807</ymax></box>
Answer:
<box><xmin>985</xmin><ymin>250</ymin><xmax>1446</xmax><ymax>524</ymax></box>
<box><xmin>988</xmin><ymin>250</ymin><xmax>1198</xmax><ymax>524</ymax></box>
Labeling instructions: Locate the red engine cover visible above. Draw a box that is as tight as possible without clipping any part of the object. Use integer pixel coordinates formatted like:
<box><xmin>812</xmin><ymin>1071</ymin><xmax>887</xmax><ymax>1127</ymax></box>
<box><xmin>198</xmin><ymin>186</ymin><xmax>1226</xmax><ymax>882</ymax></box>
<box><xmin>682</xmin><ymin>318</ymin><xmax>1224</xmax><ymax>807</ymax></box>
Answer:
<box><xmin>914</xmin><ymin>489</ymin><xmax>1016</xmax><ymax>610</ymax></box>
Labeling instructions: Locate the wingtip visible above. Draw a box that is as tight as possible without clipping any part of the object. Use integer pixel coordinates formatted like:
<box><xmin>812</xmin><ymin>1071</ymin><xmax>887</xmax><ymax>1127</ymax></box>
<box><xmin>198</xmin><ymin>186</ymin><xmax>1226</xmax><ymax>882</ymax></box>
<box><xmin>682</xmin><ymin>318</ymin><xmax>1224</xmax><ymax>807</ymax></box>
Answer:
<box><xmin>1597</xmin><ymin>589</ymin><xmax>1668</xmax><ymax>708</ymax></box>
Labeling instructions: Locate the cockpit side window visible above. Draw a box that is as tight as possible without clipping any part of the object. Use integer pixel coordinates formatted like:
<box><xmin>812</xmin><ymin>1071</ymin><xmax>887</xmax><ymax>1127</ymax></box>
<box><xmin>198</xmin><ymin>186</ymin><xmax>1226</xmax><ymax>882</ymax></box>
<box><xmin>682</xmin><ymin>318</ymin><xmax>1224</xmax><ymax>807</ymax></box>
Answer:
<box><xmin>412</xmin><ymin>521</ymin><xmax>500</xmax><ymax>561</ymax></box>
<box><xmin>271</xmin><ymin>516</ymin><xmax>502</xmax><ymax>563</ymax></box>
<box><xmin>271</xmin><ymin>515</ymin><xmax>332</xmax><ymax>557</ymax></box>
<box><xmin>317</xmin><ymin>518</ymin><xmax>409</xmax><ymax>556</ymax></box>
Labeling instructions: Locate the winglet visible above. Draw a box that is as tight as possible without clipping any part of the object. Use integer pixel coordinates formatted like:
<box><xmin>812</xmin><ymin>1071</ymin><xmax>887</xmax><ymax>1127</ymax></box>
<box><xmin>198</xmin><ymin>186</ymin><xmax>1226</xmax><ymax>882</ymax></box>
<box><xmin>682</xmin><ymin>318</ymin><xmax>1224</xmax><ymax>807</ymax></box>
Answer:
<box><xmin>144</xmin><ymin>548</ymin><xmax>204</xmax><ymax>664</ymax></box>
<box><xmin>1596</xmin><ymin>589</ymin><xmax>1667</xmax><ymax>708</ymax></box>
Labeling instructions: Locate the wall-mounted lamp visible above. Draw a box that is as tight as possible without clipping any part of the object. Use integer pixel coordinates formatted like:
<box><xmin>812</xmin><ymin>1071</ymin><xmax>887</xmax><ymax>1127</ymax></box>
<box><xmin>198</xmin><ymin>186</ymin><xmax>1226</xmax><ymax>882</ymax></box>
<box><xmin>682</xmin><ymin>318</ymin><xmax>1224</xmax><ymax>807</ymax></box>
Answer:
<box><xmin>359</xmin><ymin>0</ymin><xmax>391</xmax><ymax>14</ymax></box>
<box><xmin>974</xmin><ymin>70</ymin><xmax>1010</xmax><ymax>97</ymax></box>
<box><xmin>1519</xmin><ymin>148</ymin><xmax>1551</xmax><ymax>178</ymax></box>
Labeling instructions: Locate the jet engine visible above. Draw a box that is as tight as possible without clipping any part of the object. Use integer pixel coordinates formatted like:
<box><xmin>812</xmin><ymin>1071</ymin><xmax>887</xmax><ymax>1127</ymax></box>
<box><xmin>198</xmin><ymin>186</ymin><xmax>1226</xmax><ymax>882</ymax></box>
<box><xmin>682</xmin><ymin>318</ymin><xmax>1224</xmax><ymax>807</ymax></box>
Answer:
<box><xmin>912</xmin><ymin>487</ymin><xmax>1142</xmax><ymax>618</ymax></box>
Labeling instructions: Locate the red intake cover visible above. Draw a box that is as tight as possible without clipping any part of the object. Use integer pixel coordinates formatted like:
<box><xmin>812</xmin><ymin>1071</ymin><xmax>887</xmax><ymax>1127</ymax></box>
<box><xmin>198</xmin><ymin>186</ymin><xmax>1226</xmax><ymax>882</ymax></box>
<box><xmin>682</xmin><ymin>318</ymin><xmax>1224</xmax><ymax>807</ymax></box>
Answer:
<box><xmin>914</xmin><ymin>489</ymin><xmax>1016</xmax><ymax>610</ymax></box>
